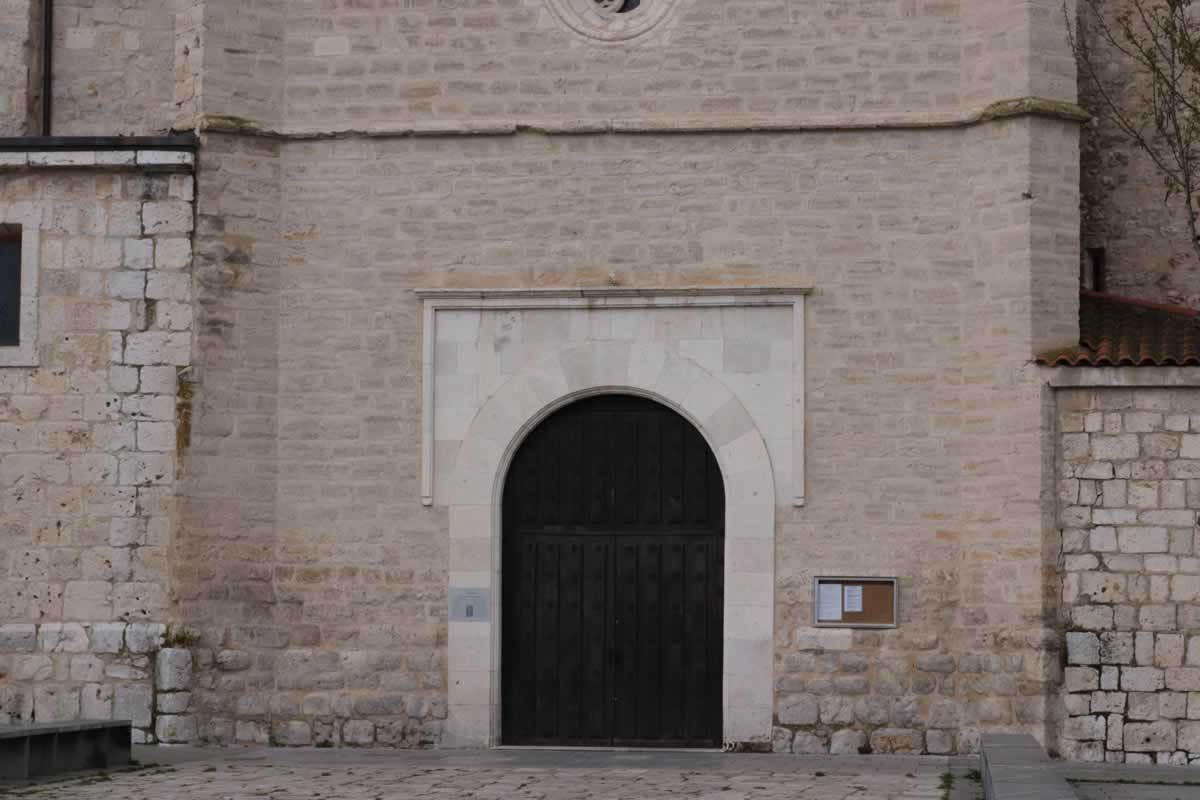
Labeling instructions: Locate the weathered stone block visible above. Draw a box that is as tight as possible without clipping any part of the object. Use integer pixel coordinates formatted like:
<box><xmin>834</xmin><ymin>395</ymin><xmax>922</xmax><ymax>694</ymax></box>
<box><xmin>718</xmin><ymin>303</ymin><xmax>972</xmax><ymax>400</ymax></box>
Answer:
<box><xmin>1156</xmin><ymin>634</ymin><xmax>1186</xmax><ymax>668</ymax></box>
<box><xmin>1072</xmin><ymin>606</ymin><xmax>1114</xmax><ymax>630</ymax></box>
<box><xmin>791</xmin><ymin>732</ymin><xmax>828</xmax><ymax>754</ymax></box>
<box><xmin>819</xmin><ymin>697</ymin><xmax>854</xmax><ymax>725</ymax></box>
<box><xmin>156</xmin><ymin>714</ymin><xmax>197</xmax><ymax>743</ymax></box>
<box><xmin>778</xmin><ymin>697</ymin><xmax>818</xmax><ymax>726</ymax></box>
<box><xmin>80</xmin><ymin>683</ymin><xmax>113</xmax><ymax>719</ymax></box>
<box><xmin>1118</xmin><ymin>527</ymin><xmax>1169</xmax><ymax>553</ymax></box>
<box><xmin>216</xmin><ymin>649</ymin><xmax>251</xmax><ymax>671</ymax></box>
<box><xmin>1166</xmin><ymin>668</ymin><xmax>1200</xmax><ymax>691</ymax></box>
<box><xmin>38</xmin><ymin>623</ymin><xmax>88</xmax><ymax>653</ymax></box>
<box><xmin>33</xmin><ymin>686</ymin><xmax>80</xmax><ymax>722</ymax></box>
<box><xmin>1136</xmin><ymin>632</ymin><xmax>1156</xmax><ymax>665</ymax></box>
<box><xmin>829</xmin><ymin>729</ymin><xmax>866</xmax><ymax>755</ymax></box>
<box><xmin>236</xmin><ymin>720</ymin><xmax>270</xmax><ymax>744</ymax></box>
<box><xmin>272</xmin><ymin>720</ymin><xmax>312</xmax><ymax>746</ymax></box>
<box><xmin>0</xmin><ymin>624</ymin><xmax>37</xmax><ymax>652</ymax></box>
<box><xmin>113</xmin><ymin>684</ymin><xmax>153</xmax><ymax>727</ymax></box>
<box><xmin>12</xmin><ymin>655</ymin><xmax>53</xmax><ymax>681</ymax></box>
<box><xmin>869</xmin><ymin>728</ymin><xmax>922</xmax><ymax>754</ymax></box>
<box><xmin>123</xmin><ymin>332</ymin><xmax>191</xmax><ymax>366</ymax></box>
<box><xmin>1179</xmin><ymin>721</ymin><xmax>1200</xmax><ymax>751</ymax></box>
<box><xmin>1099</xmin><ymin>632</ymin><xmax>1134</xmax><ymax>665</ymax></box>
<box><xmin>794</xmin><ymin>628</ymin><xmax>851</xmax><ymax>651</ymax></box>
<box><xmin>1107</xmin><ymin>714</ymin><xmax>1124</xmax><ymax>750</ymax></box>
<box><xmin>156</xmin><ymin>647</ymin><xmax>193</xmax><ymax>691</ymax></box>
<box><xmin>1093</xmin><ymin>435</ymin><xmax>1139</xmax><ymax>461</ymax></box>
<box><xmin>1140</xmin><ymin>605</ymin><xmax>1178</xmax><ymax>630</ymax></box>
<box><xmin>89</xmin><ymin>623</ymin><xmax>125</xmax><ymax>655</ymax></box>
<box><xmin>1172</xmin><ymin>575</ymin><xmax>1200</xmax><ymax>602</ymax></box>
<box><xmin>1064</xmin><ymin>714</ymin><xmax>1105</xmax><ymax>741</ymax></box>
<box><xmin>1067</xmin><ymin>632</ymin><xmax>1100</xmax><ymax>665</ymax></box>
<box><xmin>1065</xmin><ymin>667</ymin><xmax>1100</xmax><ymax>692</ymax></box>
<box><xmin>1124</xmin><ymin>721</ymin><xmax>1176</xmax><ymax>752</ymax></box>
<box><xmin>924</xmin><ymin>730</ymin><xmax>954</xmax><ymax>754</ymax></box>
<box><xmin>157</xmin><ymin>691</ymin><xmax>191</xmax><ymax>714</ymax></box>
<box><xmin>63</xmin><ymin>581</ymin><xmax>113</xmax><ymax>621</ymax></box>
<box><xmin>1091</xmin><ymin>691</ymin><xmax>1126</xmax><ymax>713</ymax></box>
<box><xmin>69</xmin><ymin>655</ymin><xmax>105</xmax><ymax>682</ymax></box>
<box><xmin>1122</xmin><ymin>667</ymin><xmax>1165</xmax><ymax>692</ymax></box>
<box><xmin>142</xmin><ymin>202</ymin><xmax>193</xmax><ymax>235</ymax></box>
<box><xmin>1160</xmin><ymin>692</ymin><xmax>1187</xmax><ymax>719</ymax></box>
<box><xmin>916</xmin><ymin>654</ymin><xmax>955</xmax><ymax>673</ymax></box>
<box><xmin>125</xmin><ymin>623</ymin><xmax>165</xmax><ymax>654</ymax></box>
<box><xmin>854</xmin><ymin>696</ymin><xmax>890</xmax><ymax>725</ymax></box>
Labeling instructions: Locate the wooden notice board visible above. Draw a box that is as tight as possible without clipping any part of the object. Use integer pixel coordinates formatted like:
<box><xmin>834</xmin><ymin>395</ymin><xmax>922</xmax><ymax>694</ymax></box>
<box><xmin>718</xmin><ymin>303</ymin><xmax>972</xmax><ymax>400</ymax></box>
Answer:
<box><xmin>814</xmin><ymin>577</ymin><xmax>897</xmax><ymax>628</ymax></box>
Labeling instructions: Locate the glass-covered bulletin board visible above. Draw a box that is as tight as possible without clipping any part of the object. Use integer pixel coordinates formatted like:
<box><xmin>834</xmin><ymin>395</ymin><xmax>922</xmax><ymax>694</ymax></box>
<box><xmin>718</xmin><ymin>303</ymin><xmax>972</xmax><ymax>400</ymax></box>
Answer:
<box><xmin>814</xmin><ymin>577</ymin><xmax>897</xmax><ymax>628</ymax></box>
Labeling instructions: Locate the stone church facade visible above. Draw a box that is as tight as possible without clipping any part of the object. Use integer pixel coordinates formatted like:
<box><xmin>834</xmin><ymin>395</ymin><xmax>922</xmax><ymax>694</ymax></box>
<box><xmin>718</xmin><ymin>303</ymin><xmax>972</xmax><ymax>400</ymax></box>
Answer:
<box><xmin>0</xmin><ymin>0</ymin><xmax>1198</xmax><ymax>763</ymax></box>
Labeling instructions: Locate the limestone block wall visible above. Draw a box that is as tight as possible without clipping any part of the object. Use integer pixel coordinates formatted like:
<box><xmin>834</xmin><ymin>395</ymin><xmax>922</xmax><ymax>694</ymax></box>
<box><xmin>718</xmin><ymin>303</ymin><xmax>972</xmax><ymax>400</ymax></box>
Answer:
<box><xmin>278</xmin><ymin>0</ymin><xmax>965</xmax><ymax>131</ymax></box>
<box><xmin>1076</xmin><ymin>0</ymin><xmax>1200</xmax><ymax>306</ymax></box>
<box><xmin>1057</xmin><ymin>386</ymin><xmax>1200</xmax><ymax>764</ymax></box>
<box><xmin>194</xmin><ymin>0</ymin><xmax>285</xmax><ymax>132</ymax></box>
<box><xmin>962</xmin><ymin>0</ymin><xmax>1076</xmax><ymax>107</ymax></box>
<box><xmin>49</xmin><ymin>1</ymin><xmax>182</xmax><ymax>136</ymax></box>
<box><xmin>0</xmin><ymin>0</ymin><xmax>37</xmax><ymax>135</ymax></box>
<box><xmin>0</xmin><ymin>151</ymin><xmax>195</xmax><ymax>743</ymax></box>
<box><xmin>176</xmin><ymin>132</ymin><xmax>285</xmax><ymax>747</ymax></box>
<box><xmin>160</xmin><ymin>118</ymin><xmax>1077</xmax><ymax>750</ymax></box>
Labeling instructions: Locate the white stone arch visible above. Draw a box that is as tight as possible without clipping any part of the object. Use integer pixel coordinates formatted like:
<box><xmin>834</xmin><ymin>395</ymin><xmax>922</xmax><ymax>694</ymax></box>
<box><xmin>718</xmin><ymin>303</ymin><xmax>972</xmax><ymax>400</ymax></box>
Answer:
<box><xmin>444</xmin><ymin>340</ymin><xmax>776</xmax><ymax>748</ymax></box>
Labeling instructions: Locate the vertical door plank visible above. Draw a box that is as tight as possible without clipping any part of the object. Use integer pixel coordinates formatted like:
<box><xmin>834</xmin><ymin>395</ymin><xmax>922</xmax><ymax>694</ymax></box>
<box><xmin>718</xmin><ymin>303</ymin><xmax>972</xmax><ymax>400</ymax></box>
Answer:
<box><xmin>535</xmin><ymin>541</ymin><xmax>560</xmax><ymax>739</ymax></box>
<box><xmin>581</xmin><ymin>539</ymin><xmax>609</xmax><ymax>740</ymax></box>
<box><xmin>558</xmin><ymin>540</ymin><xmax>584</xmax><ymax>738</ymax></box>
<box><xmin>635</xmin><ymin>541</ymin><xmax>662</xmax><ymax>741</ymax></box>
<box><xmin>612</xmin><ymin>540</ymin><xmax>639</xmax><ymax>740</ymax></box>
<box><xmin>661</xmin><ymin>415</ymin><xmax>684</xmax><ymax>524</ymax></box>
<box><xmin>661</xmin><ymin>540</ymin><xmax>686</xmax><ymax>740</ymax></box>
<box><xmin>639</xmin><ymin>413</ymin><xmax>662</xmax><ymax>525</ymax></box>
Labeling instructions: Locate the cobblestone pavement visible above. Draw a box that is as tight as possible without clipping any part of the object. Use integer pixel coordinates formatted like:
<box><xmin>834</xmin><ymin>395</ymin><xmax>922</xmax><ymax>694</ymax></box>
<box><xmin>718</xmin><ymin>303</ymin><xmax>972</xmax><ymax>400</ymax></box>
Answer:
<box><xmin>1073</xmin><ymin>781</ymin><xmax>1200</xmax><ymax>800</ymax></box>
<box><xmin>0</xmin><ymin>748</ymin><xmax>977</xmax><ymax>800</ymax></box>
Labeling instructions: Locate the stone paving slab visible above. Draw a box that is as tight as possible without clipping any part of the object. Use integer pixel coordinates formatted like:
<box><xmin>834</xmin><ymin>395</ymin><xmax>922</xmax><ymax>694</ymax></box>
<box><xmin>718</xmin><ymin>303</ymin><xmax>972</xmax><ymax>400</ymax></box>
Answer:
<box><xmin>0</xmin><ymin>747</ymin><xmax>971</xmax><ymax>800</ymax></box>
<box><xmin>1073</xmin><ymin>783</ymin><xmax>1200</xmax><ymax>800</ymax></box>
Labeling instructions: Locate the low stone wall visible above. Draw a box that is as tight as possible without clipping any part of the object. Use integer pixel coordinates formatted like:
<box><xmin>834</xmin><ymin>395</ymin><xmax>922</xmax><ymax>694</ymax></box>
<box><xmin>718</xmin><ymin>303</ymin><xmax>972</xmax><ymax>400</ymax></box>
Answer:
<box><xmin>1057</xmin><ymin>386</ymin><xmax>1200</xmax><ymax>764</ymax></box>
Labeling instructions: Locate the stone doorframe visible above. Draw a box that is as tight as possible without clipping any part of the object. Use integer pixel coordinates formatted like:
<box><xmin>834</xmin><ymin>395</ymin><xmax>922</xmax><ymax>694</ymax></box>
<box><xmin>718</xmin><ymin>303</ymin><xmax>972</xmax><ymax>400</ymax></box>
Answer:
<box><xmin>417</xmin><ymin>288</ymin><xmax>809</xmax><ymax>748</ymax></box>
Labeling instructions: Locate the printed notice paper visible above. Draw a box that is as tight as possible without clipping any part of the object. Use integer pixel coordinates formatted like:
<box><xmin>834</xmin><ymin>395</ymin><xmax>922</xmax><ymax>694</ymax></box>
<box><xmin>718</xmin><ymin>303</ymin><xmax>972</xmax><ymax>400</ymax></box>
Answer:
<box><xmin>844</xmin><ymin>585</ymin><xmax>864</xmax><ymax>613</ymax></box>
<box><xmin>818</xmin><ymin>583</ymin><xmax>842</xmax><ymax>621</ymax></box>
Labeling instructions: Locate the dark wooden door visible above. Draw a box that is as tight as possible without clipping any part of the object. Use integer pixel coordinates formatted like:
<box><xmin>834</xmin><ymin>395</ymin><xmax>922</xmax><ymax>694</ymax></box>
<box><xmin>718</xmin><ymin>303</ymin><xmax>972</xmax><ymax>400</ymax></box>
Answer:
<box><xmin>501</xmin><ymin>395</ymin><xmax>724</xmax><ymax>747</ymax></box>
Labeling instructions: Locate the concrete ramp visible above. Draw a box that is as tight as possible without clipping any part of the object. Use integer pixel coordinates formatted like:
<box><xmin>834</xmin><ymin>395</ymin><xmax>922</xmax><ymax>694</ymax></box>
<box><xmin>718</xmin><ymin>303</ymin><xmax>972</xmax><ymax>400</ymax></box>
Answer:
<box><xmin>981</xmin><ymin>735</ymin><xmax>1076</xmax><ymax>800</ymax></box>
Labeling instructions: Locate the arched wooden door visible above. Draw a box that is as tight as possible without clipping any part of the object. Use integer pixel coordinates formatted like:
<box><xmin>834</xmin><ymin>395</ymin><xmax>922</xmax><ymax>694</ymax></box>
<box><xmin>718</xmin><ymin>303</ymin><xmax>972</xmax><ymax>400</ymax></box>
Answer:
<box><xmin>501</xmin><ymin>394</ymin><xmax>724</xmax><ymax>747</ymax></box>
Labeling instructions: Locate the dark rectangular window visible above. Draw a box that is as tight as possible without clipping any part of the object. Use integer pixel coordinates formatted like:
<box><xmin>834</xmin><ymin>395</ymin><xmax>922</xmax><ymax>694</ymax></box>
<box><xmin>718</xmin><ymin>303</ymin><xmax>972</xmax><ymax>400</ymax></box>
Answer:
<box><xmin>0</xmin><ymin>230</ymin><xmax>20</xmax><ymax>347</ymax></box>
<box><xmin>1083</xmin><ymin>247</ymin><xmax>1107</xmax><ymax>293</ymax></box>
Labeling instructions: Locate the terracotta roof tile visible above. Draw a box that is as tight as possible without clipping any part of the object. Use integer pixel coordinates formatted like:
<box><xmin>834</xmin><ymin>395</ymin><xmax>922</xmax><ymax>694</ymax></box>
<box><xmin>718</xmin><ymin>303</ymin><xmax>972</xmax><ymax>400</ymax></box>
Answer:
<box><xmin>1038</xmin><ymin>291</ymin><xmax>1200</xmax><ymax>367</ymax></box>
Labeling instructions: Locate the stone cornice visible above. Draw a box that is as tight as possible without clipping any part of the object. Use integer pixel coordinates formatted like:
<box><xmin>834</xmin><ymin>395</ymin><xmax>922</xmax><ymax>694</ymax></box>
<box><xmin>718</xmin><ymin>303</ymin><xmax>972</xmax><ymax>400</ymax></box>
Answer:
<box><xmin>413</xmin><ymin>286</ymin><xmax>812</xmax><ymax>301</ymax></box>
<box><xmin>1044</xmin><ymin>366</ymin><xmax>1200</xmax><ymax>387</ymax></box>
<box><xmin>197</xmin><ymin>97</ymin><xmax>1089</xmax><ymax>141</ymax></box>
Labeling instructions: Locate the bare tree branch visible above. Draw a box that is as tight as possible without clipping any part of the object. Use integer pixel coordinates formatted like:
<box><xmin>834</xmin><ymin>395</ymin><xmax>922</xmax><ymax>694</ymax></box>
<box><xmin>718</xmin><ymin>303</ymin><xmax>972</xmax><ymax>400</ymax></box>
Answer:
<box><xmin>1067</xmin><ymin>0</ymin><xmax>1200</xmax><ymax>259</ymax></box>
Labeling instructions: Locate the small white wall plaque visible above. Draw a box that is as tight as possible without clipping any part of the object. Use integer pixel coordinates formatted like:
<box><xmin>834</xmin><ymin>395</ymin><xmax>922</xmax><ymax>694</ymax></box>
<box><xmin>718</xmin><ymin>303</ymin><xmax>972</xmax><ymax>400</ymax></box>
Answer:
<box><xmin>449</xmin><ymin>588</ymin><xmax>490</xmax><ymax>622</ymax></box>
<box><xmin>844</xmin><ymin>585</ymin><xmax>863</xmax><ymax>613</ymax></box>
<box><xmin>817</xmin><ymin>583</ymin><xmax>842</xmax><ymax>622</ymax></box>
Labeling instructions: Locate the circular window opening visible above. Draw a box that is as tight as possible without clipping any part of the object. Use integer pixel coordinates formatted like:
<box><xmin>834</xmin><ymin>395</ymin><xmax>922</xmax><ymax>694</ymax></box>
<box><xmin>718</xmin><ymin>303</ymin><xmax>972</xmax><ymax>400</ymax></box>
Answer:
<box><xmin>547</xmin><ymin>0</ymin><xmax>680</xmax><ymax>42</ymax></box>
<box><xmin>593</xmin><ymin>0</ymin><xmax>640</xmax><ymax>13</ymax></box>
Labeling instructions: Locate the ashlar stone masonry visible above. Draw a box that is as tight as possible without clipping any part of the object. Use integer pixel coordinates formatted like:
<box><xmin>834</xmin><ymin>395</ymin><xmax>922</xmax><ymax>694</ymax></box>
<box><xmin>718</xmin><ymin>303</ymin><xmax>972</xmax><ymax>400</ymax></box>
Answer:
<box><xmin>1058</xmin><ymin>387</ymin><xmax>1200</xmax><ymax>764</ymax></box>
<box><xmin>0</xmin><ymin>149</ymin><xmax>196</xmax><ymax>743</ymax></box>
